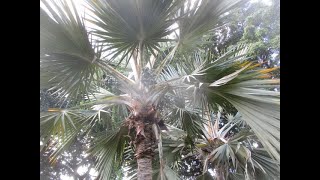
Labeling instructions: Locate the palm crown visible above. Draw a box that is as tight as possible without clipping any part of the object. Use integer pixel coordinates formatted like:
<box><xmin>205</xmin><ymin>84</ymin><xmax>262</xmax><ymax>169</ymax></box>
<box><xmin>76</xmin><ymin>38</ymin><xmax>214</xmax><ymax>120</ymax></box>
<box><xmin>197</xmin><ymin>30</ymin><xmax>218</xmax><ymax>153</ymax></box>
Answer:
<box><xmin>40</xmin><ymin>0</ymin><xmax>280</xmax><ymax>179</ymax></box>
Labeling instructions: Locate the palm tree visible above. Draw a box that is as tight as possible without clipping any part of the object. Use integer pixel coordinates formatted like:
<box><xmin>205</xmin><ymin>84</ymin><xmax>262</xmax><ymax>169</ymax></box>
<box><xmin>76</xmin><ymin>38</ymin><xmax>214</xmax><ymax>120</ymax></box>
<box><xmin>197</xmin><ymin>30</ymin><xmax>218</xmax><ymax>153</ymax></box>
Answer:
<box><xmin>40</xmin><ymin>0</ymin><xmax>280</xmax><ymax>179</ymax></box>
<box><xmin>162</xmin><ymin>110</ymin><xmax>280</xmax><ymax>180</ymax></box>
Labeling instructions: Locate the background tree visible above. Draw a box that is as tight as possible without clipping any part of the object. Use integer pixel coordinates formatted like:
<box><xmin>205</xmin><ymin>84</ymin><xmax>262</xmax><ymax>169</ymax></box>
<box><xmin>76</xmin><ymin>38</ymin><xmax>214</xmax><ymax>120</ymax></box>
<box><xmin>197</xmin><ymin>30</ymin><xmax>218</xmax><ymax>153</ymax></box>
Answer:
<box><xmin>208</xmin><ymin>0</ymin><xmax>280</xmax><ymax>77</ymax></box>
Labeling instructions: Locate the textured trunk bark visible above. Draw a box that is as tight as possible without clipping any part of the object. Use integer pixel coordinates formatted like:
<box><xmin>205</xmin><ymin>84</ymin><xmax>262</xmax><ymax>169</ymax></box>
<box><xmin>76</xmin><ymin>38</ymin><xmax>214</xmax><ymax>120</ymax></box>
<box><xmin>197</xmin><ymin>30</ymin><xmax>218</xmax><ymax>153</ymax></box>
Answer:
<box><xmin>135</xmin><ymin>121</ymin><xmax>155</xmax><ymax>180</ymax></box>
<box><xmin>126</xmin><ymin>103</ymin><xmax>158</xmax><ymax>180</ymax></box>
<box><xmin>137</xmin><ymin>157</ymin><xmax>152</xmax><ymax>180</ymax></box>
<box><xmin>134</xmin><ymin>116</ymin><xmax>156</xmax><ymax>180</ymax></box>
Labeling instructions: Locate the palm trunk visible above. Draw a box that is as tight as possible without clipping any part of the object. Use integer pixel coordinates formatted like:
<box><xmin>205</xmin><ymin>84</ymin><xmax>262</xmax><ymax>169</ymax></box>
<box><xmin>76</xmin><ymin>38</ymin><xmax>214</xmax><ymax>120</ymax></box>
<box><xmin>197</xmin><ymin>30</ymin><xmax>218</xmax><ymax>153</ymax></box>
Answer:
<box><xmin>137</xmin><ymin>157</ymin><xmax>152</xmax><ymax>180</ymax></box>
<box><xmin>133</xmin><ymin>113</ymin><xmax>156</xmax><ymax>180</ymax></box>
<box><xmin>135</xmin><ymin>122</ymin><xmax>155</xmax><ymax>180</ymax></box>
<box><xmin>127</xmin><ymin>102</ymin><xmax>158</xmax><ymax>180</ymax></box>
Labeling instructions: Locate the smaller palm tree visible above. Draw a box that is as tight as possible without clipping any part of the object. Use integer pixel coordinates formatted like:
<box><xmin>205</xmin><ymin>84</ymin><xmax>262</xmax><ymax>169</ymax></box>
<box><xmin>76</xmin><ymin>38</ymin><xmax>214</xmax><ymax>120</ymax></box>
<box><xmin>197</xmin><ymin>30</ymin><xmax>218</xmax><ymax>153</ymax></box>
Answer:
<box><xmin>197</xmin><ymin>110</ymin><xmax>279</xmax><ymax>179</ymax></box>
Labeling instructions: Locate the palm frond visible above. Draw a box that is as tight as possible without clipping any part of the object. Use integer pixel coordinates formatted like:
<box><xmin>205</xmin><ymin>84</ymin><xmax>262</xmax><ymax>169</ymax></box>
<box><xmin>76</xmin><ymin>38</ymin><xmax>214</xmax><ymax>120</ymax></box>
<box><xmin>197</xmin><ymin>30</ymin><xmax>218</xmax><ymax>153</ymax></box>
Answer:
<box><xmin>155</xmin><ymin>43</ymin><xmax>179</xmax><ymax>76</ymax></box>
<box><xmin>40</xmin><ymin>0</ymin><xmax>103</xmax><ymax>102</ymax></box>
<box><xmin>96</xmin><ymin>60</ymin><xmax>137</xmax><ymax>89</ymax></box>
<box><xmin>40</xmin><ymin>1</ymin><xmax>279</xmax><ymax>179</ymax></box>
<box><xmin>163</xmin><ymin>45</ymin><xmax>280</xmax><ymax>162</ymax></box>
<box><xmin>88</xmin><ymin>125</ymin><xmax>129</xmax><ymax>180</ymax></box>
<box><xmin>153</xmin><ymin>165</ymin><xmax>181</xmax><ymax>180</ymax></box>
<box><xmin>85</xmin><ymin>0</ymin><xmax>182</xmax><ymax>64</ymax></box>
<box><xmin>40</xmin><ymin>0</ymin><xmax>95</xmax><ymax>59</ymax></box>
<box><xmin>200</xmin><ymin>136</ymin><xmax>279</xmax><ymax>180</ymax></box>
<box><xmin>73</xmin><ymin>92</ymin><xmax>132</xmax><ymax>110</ymax></box>
<box><xmin>210</xmin><ymin>63</ymin><xmax>252</xmax><ymax>87</ymax></box>
<box><xmin>40</xmin><ymin>109</ymin><xmax>84</xmax><ymax>162</ymax></box>
<box><xmin>169</xmin><ymin>107</ymin><xmax>204</xmax><ymax>138</ymax></box>
<box><xmin>211</xmin><ymin>73</ymin><xmax>280</xmax><ymax>161</ymax></box>
<box><xmin>177</xmin><ymin>0</ymin><xmax>247</xmax><ymax>52</ymax></box>
<box><xmin>251</xmin><ymin>148</ymin><xmax>280</xmax><ymax>179</ymax></box>
<box><xmin>154</xmin><ymin>131</ymin><xmax>185</xmax><ymax>180</ymax></box>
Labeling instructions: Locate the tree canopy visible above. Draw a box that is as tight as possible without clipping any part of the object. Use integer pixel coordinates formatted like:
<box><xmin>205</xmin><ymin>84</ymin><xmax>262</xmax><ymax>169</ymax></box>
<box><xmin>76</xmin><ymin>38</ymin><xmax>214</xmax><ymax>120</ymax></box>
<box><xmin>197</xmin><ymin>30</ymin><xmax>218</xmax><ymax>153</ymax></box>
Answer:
<box><xmin>40</xmin><ymin>0</ymin><xmax>280</xmax><ymax>179</ymax></box>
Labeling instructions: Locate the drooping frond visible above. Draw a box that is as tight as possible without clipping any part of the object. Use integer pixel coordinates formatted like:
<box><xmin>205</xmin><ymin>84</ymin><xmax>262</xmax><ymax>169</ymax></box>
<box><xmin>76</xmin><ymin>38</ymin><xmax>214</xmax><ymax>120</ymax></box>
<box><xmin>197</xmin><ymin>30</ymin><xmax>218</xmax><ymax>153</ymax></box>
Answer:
<box><xmin>88</xmin><ymin>125</ymin><xmax>129</xmax><ymax>180</ymax></box>
<box><xmin>40</xmin><ymin>0</ymin><xmax>103</xmax><ymax>102</ymax></box>
<box><xmin>40</xmin><ymin>109</ymin><xmax>84</xmax><ymax>163</ymax></box>
<box><xmin>250</xmin><ymin>148</ymin><xmax>280</xmax><ymax>179</ymax></box>
<box><xmin>158</xmin><ymin>44</ymin><xmax>279</xmax><ymax>162</ymax></box>
<box><xmin>40</xmin><ymin>89</ymin><xmax>131</xmax><ymax>163</ymax></box>
<box><xmin>209</xmin><ymin>70</ymin><xmax>280</xmax><ymax>161</ymax></box>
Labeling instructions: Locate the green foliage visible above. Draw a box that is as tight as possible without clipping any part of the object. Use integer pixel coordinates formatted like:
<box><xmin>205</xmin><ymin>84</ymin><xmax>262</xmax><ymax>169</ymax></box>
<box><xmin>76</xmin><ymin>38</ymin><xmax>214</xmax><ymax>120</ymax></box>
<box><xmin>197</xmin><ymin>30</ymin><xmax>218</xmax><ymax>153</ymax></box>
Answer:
<box><xmin>40</xmin><ymin>0</ymin><xmax>279</xmax><ymax>179</ymax></box>
<box><xmin>240</xmin><ymin>0</ymin><xmax>280</xmax><ymax>70</ymax></box>
<box><xmin>177</xmin><ymin>0</ymin><xmax>247</xmax><ymax>53</ymax></box>
<box><xmin>88</xmin><ymin>126</ymin><xmax>129</xmax><ymax>180</ymax></box>
<box><xmin>40</xmin><ymin>0</ymin><xmax>104</xmax><ymax>103</ymax></box>
<box><xmin>84</xmin><ymin>0</ymin><xmax>182</xmax><ymax>63</ymax></box>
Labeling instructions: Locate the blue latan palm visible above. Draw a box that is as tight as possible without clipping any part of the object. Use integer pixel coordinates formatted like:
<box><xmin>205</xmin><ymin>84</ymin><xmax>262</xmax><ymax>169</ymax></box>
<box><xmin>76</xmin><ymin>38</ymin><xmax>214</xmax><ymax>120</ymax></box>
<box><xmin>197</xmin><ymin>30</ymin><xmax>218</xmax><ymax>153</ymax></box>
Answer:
<box><xmin>40</xmin><ymin>0</ymin><xmax>279</xmax><ymax>179</ymax></box>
